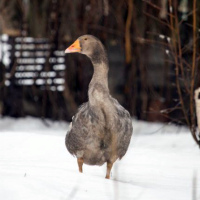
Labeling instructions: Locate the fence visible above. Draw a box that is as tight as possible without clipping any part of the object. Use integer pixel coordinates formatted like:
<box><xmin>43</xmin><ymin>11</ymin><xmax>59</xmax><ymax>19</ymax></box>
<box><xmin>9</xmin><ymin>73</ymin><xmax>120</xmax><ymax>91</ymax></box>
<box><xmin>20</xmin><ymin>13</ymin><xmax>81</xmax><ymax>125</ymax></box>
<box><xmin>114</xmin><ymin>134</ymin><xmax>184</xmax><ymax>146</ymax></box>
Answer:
<box><xmin>0</xmin><ymin>34</ymin><xmax>66</xmax><ymax>90</ymax></box>
<box><xmin>0</xmin><ymin>34</ymin><xmax>71</xmax><ymax>120</ymax></box>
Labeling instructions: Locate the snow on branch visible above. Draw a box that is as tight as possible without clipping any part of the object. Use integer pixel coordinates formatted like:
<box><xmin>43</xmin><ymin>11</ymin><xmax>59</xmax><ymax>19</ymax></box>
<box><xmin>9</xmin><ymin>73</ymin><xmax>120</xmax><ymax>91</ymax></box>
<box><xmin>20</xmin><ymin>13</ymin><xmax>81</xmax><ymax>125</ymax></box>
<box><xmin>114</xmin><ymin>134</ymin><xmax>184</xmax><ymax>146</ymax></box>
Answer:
<box><xmin>194</xmin><ymin>88</ymin><xmax>200</xmax><ymax>145</ymax></box>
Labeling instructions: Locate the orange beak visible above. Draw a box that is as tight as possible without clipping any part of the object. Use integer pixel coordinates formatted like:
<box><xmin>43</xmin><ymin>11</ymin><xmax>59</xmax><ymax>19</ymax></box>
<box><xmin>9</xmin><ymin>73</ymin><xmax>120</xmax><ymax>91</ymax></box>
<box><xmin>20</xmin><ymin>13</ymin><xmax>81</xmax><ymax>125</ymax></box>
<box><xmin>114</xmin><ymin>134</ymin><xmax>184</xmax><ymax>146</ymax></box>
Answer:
<box><xmin>65</xmin><ymin>39</ymin><xmax>81</xmax><ymax>53</ymax></box>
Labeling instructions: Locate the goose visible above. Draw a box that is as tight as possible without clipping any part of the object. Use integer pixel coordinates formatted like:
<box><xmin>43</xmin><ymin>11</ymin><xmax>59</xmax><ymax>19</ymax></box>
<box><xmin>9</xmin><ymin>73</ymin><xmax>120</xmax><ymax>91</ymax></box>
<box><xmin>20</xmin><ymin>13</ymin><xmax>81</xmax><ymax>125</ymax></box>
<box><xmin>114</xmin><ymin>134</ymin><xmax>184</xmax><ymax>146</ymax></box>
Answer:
<box><xmin>65</xmin><ymin>35</ymin><xmax>133</xmax><ymax>179</ymax></box>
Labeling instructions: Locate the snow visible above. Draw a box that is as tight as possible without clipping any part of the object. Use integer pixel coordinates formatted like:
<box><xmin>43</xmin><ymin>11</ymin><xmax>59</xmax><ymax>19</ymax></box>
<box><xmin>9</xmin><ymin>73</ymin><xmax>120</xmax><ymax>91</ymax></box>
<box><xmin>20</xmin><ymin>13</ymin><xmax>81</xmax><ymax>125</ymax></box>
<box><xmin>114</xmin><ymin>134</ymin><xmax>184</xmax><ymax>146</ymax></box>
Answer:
<box><xmin>0</xmin><ymin>117</ymin><xmax>199</xmax><ymax>200</ymax></box>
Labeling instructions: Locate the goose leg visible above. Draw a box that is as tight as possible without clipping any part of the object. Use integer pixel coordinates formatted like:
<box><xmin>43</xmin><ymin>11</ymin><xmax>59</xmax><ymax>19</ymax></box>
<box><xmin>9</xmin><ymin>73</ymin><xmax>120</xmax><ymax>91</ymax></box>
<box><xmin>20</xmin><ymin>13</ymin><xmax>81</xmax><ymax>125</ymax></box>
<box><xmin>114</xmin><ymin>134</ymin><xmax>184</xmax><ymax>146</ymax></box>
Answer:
<box><xmin>77</xmin><ymin>158</ymin><xmax>83</xmax><ymax>173</ymax></box>
<box><xmin>105</xmin><ymin>162</ymin><xmax>113</xmax><ymax>179</ymax></box>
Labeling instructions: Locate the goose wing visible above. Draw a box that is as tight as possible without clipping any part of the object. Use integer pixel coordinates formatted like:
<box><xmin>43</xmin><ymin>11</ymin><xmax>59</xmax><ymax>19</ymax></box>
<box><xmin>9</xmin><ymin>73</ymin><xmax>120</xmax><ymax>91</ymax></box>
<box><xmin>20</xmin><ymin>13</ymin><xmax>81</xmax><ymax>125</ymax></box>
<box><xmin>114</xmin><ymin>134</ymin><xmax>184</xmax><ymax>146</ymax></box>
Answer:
<box><xmin>65</xmin><ymin>102</ymin><xmax>101</xmax><ymax>156</ymax></box>
<box><xmin>111</xmin><ymin>98</ymin><xmax>133</xmax><ymax>159</ymax></box>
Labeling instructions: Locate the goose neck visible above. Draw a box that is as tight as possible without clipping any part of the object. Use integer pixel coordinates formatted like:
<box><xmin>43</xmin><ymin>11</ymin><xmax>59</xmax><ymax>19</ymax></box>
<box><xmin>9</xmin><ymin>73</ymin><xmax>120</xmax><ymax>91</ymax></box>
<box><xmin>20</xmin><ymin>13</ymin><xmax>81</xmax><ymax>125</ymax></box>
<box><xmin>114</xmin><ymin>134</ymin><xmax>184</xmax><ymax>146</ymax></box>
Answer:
<box><xmin>90</xmin><ymin>61</ymin><xmax>109</xmax><ymax>89</ymax></box>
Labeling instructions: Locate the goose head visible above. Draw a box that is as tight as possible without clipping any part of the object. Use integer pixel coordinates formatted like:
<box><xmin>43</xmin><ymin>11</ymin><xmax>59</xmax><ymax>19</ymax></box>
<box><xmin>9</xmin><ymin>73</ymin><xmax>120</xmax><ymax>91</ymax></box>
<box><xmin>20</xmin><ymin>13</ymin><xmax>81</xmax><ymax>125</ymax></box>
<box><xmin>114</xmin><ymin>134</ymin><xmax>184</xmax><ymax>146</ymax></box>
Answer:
<box><xmin>65</xmin><ymin>35</ymin><xmax>107</xmax><ymax>64</ymax></box>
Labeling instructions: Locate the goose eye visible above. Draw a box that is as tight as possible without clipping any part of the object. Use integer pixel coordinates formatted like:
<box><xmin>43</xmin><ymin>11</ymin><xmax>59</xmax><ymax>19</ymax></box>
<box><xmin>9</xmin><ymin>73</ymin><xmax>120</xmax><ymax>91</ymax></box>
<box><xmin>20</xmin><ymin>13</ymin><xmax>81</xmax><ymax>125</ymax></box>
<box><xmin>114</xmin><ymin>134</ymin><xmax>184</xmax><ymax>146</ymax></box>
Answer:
<box><xmin>84</xmin><ymin>38</ymin><xmax>87</xmax><ymax>41</ymax></box>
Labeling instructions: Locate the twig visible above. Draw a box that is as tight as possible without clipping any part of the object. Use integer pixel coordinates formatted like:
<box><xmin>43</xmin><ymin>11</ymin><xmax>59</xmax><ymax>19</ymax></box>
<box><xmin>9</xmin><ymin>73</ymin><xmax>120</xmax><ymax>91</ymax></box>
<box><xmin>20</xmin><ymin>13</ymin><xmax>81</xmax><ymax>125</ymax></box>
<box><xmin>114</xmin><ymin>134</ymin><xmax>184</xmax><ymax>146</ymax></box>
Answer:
<box><xmin>142</xmin><ymin>0</ymin><xmax>175</xmax><ymax>18</ymax></box>
<box><xmin>169</xmin><ymin>0</ymin><xmax>190</xmax><ymax>126</ymax></box>
<box><xmin>175</xmin><ymin>6</ymin><xmax>189</xmax><ymax>94</ymax></box>
<box><xmin>125</xmin><ymin>0</ymin><xmax>133</xmax><ymax>64</ymax></box>
<box><xmin>190</xmin><ymin>0</ymin><xmax>200</xmax><ymax>146</ymax></box>
<box><xmin>143</xmin><ymin>11</ymin><xmax>173</xmax><ymax>30</ymax></box>
<box><xmin>178</xmin><ymin>8</ymin><xmax>198</xmax><ymax>26</ymax></box>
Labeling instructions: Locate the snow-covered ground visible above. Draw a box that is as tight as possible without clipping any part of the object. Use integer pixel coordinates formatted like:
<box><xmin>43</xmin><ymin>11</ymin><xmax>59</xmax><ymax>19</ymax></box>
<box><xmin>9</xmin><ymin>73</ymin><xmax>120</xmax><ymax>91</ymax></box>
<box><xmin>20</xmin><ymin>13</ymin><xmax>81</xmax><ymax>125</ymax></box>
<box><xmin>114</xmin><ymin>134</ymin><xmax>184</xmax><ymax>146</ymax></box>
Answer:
<box><xmin>0</xmin><ymin>117</ymin><xmax>199</xmax><ymax>200</ymax></box>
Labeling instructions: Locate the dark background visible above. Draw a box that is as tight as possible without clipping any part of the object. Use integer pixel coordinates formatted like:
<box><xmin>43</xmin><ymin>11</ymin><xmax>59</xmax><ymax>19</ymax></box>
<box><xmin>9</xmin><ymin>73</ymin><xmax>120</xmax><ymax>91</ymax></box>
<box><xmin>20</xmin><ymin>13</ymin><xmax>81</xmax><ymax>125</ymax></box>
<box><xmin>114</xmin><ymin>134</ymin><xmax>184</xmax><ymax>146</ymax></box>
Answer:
<box><xmin>0</xmin><ymin>0</ymin><xmax>199</xmax><ymax>129</ymax></box>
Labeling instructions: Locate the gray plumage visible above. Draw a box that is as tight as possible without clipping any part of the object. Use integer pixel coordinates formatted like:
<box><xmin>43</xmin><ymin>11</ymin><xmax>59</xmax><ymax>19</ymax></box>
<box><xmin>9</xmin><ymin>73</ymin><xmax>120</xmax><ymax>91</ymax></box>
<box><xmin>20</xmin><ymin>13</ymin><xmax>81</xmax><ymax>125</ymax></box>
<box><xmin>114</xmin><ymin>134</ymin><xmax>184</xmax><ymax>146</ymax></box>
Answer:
<box><xmin>65</xmin><ymin>35</ymin><xmax>133</xmax><ymax>178</ymax></box>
